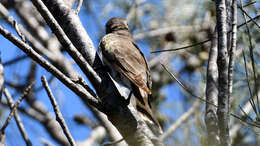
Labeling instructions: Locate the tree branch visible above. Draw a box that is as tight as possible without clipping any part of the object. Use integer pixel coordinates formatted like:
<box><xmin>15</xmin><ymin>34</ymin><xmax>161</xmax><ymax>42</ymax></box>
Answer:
<box><xmin>205</xmin><ymin>27</ymin><xmax>219</xmax><ymax>146</ymax></box>
<box><xmin>3</xmin><ymin>88</ymin><xmax>32</xmax><ymax>146</ymax></box>
<box><xmin>149</xmin><ymin>14</ymin><xmax>260</xmax><ymax>53</ymax></box>
<box><xmin>41</xmin><ymin>76</ymin><xmax>76</xmax><ymax>146</ymax></box>
<box><xmin>239</xmin><ymin>0</ymin><xmax>260</xmax><ymax>119</ymax></box>
<box><xmin>0</xmin><ymin>25</ymin><xmax>101</xmax><ymax>109</ymax></box>
<box><xmin>0</xmin><ymin>83</ymin><xmax>34</xmax><ymax>133</ymax></box>
<box><xmin>216</xmin><ymin>0</ymin><xmax>230</xmax><ymax>145</ymax></box>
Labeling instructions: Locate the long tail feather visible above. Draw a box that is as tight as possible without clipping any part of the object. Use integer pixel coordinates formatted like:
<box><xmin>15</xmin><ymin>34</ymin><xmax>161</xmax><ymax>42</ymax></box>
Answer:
<box><xmin>132</xmin><ymin>84</ymin><xmax>163</xmax><ymax>135</ymax></box>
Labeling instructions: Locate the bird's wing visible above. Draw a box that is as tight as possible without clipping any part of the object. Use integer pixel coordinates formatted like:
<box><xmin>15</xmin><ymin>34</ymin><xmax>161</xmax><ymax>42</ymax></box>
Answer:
<box><xmin>100</xmin><ymin>34</ymin><xmax>152</xmax><ymax>94</ymax></box>
<box><xmin>100</xmin><ymin>33</ymin><xmax>162</xmax><ymax>134</ymax></box>
<box><xmin>132</xmin><ymin>42</ymin><xmax>152</xmax><ymax>91</ymax></box>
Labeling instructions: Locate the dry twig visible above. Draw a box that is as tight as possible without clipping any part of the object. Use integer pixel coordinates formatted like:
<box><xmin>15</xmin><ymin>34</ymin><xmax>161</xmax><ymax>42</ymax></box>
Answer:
<box><xmin>41</xmin><ymin>76</ymin><xmax>76</xmax><ymax>146</ymax></box>
<box><xmin>0</xmin><ymin>83</ymin><xmax>34</xmax><ymax>133</ymax></box>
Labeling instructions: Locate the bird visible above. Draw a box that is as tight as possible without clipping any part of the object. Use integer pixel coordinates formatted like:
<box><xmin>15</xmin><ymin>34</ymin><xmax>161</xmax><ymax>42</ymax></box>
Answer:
<box><xmin>98</xmin><ymin>17</ymin><xmax>162</xmax><ymax>135</ymax></box>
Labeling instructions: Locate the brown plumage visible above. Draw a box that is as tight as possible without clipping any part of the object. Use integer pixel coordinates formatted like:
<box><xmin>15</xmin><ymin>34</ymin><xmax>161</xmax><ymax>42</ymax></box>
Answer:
<box><xmin>98</xmin><ymin>17</ymin><xmax>162</xmax><ymax>134</ymax></box>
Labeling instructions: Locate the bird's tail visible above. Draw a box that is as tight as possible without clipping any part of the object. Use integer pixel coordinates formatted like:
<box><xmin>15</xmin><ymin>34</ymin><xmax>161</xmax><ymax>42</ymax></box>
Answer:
<box><xmin>132</xmin><ymin>85</ymin><xmax>163</xmax><ymax>135</ymax></box>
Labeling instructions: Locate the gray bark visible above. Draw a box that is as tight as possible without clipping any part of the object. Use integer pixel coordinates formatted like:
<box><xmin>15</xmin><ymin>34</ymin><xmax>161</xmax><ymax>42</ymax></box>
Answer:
<box><xmin>216</xmin><ymin>0</ymin><xmax>230</xmax><ymax>145</ymax></box>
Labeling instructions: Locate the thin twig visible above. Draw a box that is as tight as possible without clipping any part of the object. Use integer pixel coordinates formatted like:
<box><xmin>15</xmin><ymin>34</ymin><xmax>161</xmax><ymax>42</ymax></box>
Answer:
<box><xmin>243</xmin><ymin>1</ymin><xmax>256</xmax><ymax>7</ymax></box>
<box><xmin>161</xmin><ymin>64</ymin><xmax>260</xmax><ymax>128</ymax></box>
<box><xmin>0</xmin><ymin>101</ymin><xmax>44</xmax><ymax>123</ymax></box>
<box><xmin>1</xmin><ymin>99</ymin><xmax>73</xmax><ymax>145</ymax></box>
<box><xmin>41</xmin><ymin>76</ymin><xmax>76</xmax><ymax>146</ymax></box>
<box><xmin>161</xmin><ymin>64</ymin><xmax>214</xmax><ymax>106</ymax></box>
<box><xmin>13</xmin><ymin>20</ymin><xmax>26</xmax><ymax>43</ymax></box>
<box><xmin>34</xmin><ymin>75</ymin><xmax>55</xmax><ymax>92</ymax></box>
<box><xmin>237</xmin><ymin>15</ymin><xmax>259</xmax><ymax>28</ymax></box>
<box><xmin>3</xmin><ymin>88</ymin><xmax>32</xmax><ymax>146</ymax></box>
<box><xmin>72</xmin><ymin>77</ymin><xmax>97</xmax><ymax>98</ymax></box>
<box><xmin>133</xmin><ymin>25</ymin><xmax>196</xmax><ymax>40</ymax></box>
<box><xmin>75</xmin><ymin>0</ymin><xmax>83</xmax><ymax>15</ymax></box>
<box><xmin>150</xmin><ymin>39</ymin><xmax>210</xmax><ymax>53</ymax></box>
<box><xmin>240</xmin><ymin>0</ymin><xmax>260</xmax><ymax>118</ymax></box>
<box><xmin>230</xmin><ymin>113</ymin><xmax>260</xmax><ymax>128</ymax></box>
<box><xmin>238</xmin><ymin>5</ymin><xmax>260</xmax><ymax>29</ymax></box>
<box><xmin>242</xmin><ymin>51</ymin><xmax>258</xmax><ymax>116</ymax></box>
<box><xmin>151</xmin><ymin>15</ymin><xmax>260</xmax><ymax>53</ymax></box>
<box><xmin>239</xmin><ymin>105</ymin><xmax>254</xmax><ymax>122</ymax></box>
<box><xmin>0</xmin><ymin>82</ymin><xmax>34</xmax><ymax>133</ymax></box>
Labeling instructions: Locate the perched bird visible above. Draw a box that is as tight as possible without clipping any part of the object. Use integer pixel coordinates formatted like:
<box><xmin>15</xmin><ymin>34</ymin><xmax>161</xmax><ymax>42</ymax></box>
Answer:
<box><xmin>98</xmin><ymin>17</ymin><xmax>162</xmax><ymax>135</ymax></box>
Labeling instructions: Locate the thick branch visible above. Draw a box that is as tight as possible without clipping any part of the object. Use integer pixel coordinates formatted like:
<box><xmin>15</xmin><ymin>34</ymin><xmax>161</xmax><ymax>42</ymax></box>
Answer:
<box><xmin>216</xmin><ymin>0</ymin><xmax>230</xmax><ymax>145</ymax></box>
<box><xmin>205</xmin><ymin>28</ymin><xmax>219</xmax><ymax>146</ymax></box>
<box><xmin>228</xmin><ymin>0</ymin><xmax>237</xmax><ymax>115</ymax></box>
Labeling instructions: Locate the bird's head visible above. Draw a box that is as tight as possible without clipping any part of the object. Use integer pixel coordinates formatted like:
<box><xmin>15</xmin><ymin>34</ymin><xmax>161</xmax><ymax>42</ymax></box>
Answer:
<box><xmin>105</xmin><ymin>17</ymin><xmax>130</xmax><ymax>34</ymax></box>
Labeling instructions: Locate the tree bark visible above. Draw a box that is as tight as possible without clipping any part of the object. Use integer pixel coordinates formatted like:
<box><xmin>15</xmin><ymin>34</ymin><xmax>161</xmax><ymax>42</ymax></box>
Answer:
<box><xmin>216</xmin><ymin>0</ymin><xmax>230</xmax><ymax>145</ymax></box>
